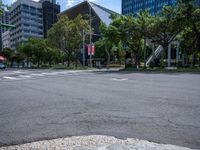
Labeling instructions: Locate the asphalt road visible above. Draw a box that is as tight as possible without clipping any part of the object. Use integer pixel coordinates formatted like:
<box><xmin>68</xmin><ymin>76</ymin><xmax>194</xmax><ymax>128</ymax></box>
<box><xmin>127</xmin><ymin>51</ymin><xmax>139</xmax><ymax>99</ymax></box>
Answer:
<box><xmin>0</xmin><ymin>69</ymin><xmax>200</xmax><ymax>149</ymax></box>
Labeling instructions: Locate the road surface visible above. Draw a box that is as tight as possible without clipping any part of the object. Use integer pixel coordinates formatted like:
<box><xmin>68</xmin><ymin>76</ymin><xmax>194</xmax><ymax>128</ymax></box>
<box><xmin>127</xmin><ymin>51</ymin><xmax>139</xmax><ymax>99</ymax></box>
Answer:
<box><xmin>0</xmin><ymin>69</ymin><xmax>200</xmax><ymax>149</ymax></box>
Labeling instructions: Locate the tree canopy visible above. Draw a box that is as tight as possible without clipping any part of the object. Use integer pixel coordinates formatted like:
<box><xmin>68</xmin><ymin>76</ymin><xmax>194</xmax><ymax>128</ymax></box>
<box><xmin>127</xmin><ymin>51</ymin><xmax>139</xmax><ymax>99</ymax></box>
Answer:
<box><xmin>48</xmin><ymin>15</ymin><xmax>90</xmax><ymax>67</ymax></box>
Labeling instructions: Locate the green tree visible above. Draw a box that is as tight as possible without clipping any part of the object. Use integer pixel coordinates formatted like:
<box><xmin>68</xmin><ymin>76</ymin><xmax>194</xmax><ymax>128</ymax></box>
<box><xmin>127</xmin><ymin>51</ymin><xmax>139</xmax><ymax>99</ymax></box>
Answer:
<box><xmin>11</xmin><ymin>51</ymin><xmax>25</xmax><ymax>67</ymax></box>
<box><xmin>17</xmin><ymin>41</ymin><xmax>33</xmax><ymax>67</ymax></box>
<box><xmin>30</xmin><ymin>38</ymin><xmax>47</xmax><ymax>67</ymax></box>
<box><xmin>136</xmin><ymin>10</ymin><xmax>154</xmax><ymax>68</ymax></box>
<box><xmin>48</xmin><ymin>15</ymin><xmax>90</xmax><ymax>67</ymax></box>
<box><xmin>149</xmin><ymin>5</ymin><xmax>185</xmax><ymax>67</ymax></box>
<box><xmin>180</xmin><ymin>2</ymin><xmax>200</xmax><ymax>66</ymax></box>
<box><xmin>0</xmin><ymin>1</ymin><xmax>10</xmax><ymax>15</ymax></box>
<box><xmin>0</xmin><ymin>48</ymin><xmax>14</xmax><ymax>66</ymax></box>
<box><xmin>110</xmin><ymin>15</ymin><xmax>143</xmax><ymax>68</ymax></box>
<box><xmin>97</xmin><ymin>22</ymin><xmax>120</xmax><ymax>67</ymax></box>
<box><xmin>17</xmin><ymin>38</ymin><xmax>48</xmax><ymax>68</ymax></box>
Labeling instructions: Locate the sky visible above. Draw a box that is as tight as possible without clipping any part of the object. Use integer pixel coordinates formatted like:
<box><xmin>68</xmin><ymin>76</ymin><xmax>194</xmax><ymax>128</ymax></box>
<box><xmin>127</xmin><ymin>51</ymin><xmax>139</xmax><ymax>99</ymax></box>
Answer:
<box><xmin>3</xmin><ymin>0</ymin><xmax>122</xmax><ymax>13</ymax></box>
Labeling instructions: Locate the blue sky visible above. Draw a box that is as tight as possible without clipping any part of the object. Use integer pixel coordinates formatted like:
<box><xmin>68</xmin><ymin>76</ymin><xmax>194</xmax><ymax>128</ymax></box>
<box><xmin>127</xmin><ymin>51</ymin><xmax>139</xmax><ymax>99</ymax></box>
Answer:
<box><xmin>3</xmin><ymin>0</ymin><xmax>122</xmax><ymax>13</ymax></box>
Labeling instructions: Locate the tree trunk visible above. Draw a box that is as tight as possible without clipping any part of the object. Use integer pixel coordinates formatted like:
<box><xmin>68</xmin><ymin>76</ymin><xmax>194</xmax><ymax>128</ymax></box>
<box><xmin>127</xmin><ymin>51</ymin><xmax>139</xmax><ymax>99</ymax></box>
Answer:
<box><xmin>67</xmin><ymin>56</ymin><xmax>70</xmax><ymax>68</ymax></box>
<box><xmin>134</xmin><ymin>54</ymin><xmax>137</xmax><ymax>67</ymax></box>
<box><xmin>37</xmin><ymin>61</ymin><xmax>40</xmax><ymax>68</ymax></box>
<box><xmin>143</xmin><ymin>38</ymin><xmax>147</xmax><ymax>68</ymax></box>
<box><xmin>27</xmin><ymin>59</ymin><xmax>29</xmax><ymax>68</ymax></box>
<box><xmin>198</xmin><ymin>57</ymin><xmax>200</xmax><ymax>67</ymax></box>
<box><xmin>105</xmin><ymin>44</ymin><xmax>110</xmax><ymax>69</ymax></box>
<box><xmin>191</xmin><ymin>54</ymin><xmax>195</xmax><ymax>67</ymax></box>
<box><xmin>160</xmin><ymin>46</ymin><xmax>167</xmax><ymax>68</ymax></box>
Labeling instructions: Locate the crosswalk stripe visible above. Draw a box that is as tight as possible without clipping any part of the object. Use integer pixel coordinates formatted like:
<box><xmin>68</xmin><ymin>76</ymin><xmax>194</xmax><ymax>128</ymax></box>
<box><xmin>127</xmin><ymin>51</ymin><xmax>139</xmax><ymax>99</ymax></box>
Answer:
<box><xmin>111</xmin><ymin>78</ymin><xmax>128</xmax><ymax>81</ymax></box>
<box><xmin>31</xmin><ymin>74</ymin><xmax>45</xmax><ymax>76</ymax></box>
<box><xmin>18</xmin><ymin>75</ymin><xmax>31</xmax><ymax>78</ymax></box>
<box><xmin>3</xmin><ymin>76</ymin><xmax>19</xmax><ymax>80</ymax></box>
<box><xmin>1</xmin><ymin>71</ymin><xmax>87</xmax><ymax>81</ymax></box>
<box><xmin>42</xmin><ymin>72</ymin><xmax>58</xmax><ymax>75</ymax></box>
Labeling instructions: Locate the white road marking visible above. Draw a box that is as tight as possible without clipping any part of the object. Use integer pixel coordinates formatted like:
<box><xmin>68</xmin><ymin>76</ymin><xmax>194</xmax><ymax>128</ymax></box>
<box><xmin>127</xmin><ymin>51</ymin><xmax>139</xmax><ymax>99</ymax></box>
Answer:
<box><xmin>41</xmin><ymin>72</ymin><xmax>57</xmax><ymax>75</ymax></box>
<box><xmin>3</xmin><ymin>76</ymin><xmax>19</xmax><ymax>80</ymax></box>
<box><xmin>111</xmin><ymin>78</ymin><xmax>128</xmax><ymax>81</ymax></box>
<box><xmin>18</xmin><ymin>75</ymin><xmax>31</xmax><ymax>78</ymax></box>
<box><xmin>31</xmin><ymin>74</ymin><xmax>45</xmax><ymax>77</ymax></box>
<box><xmin>13</xmin><ymin>71</ymin><xmax>23</xmax><ymax>73</ymax></box>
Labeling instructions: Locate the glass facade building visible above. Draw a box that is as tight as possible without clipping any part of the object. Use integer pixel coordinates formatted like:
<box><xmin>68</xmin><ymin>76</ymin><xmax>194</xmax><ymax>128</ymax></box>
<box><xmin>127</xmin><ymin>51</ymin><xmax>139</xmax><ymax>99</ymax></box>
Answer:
<box><xmin>40</xmin><ymin>0</ymin><xmax>60</xmax><ymax>38</ymax></box>
<box><xmin>122</xmin><ymin>0</ymin><xmax>200</xmax><ymax>16</ymax></box>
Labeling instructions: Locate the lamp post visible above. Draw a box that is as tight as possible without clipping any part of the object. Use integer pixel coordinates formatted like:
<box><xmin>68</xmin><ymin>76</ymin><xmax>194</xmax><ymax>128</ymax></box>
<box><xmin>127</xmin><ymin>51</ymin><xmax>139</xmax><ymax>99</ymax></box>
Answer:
<box><xmin>82</xmin><ymin>31</ymin><xmax>101</xmax><ymax>67</ymax></box>
<box><xmin>82</xmin><ymin>30</ymin><xmax>85</xmax><ymax>67</ymax></box>
<box><xmin>89</xmin><ymin>4</ymin><xmax>92</xmax><ymax>67</ymax></box>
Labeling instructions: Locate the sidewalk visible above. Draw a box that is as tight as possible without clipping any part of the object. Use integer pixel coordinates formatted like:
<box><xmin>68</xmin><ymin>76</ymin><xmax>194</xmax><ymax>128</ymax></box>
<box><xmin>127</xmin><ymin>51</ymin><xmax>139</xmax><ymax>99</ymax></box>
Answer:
<box><xmin>0</xmin><ymin>135</ymin><xmax>194</xmax><ymax>150</ymax></box>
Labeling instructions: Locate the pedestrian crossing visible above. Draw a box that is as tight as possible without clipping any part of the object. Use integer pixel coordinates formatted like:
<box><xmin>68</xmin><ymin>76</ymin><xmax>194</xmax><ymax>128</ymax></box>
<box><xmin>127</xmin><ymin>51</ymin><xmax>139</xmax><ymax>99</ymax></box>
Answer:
<box><xmin>0</xmin><ymin>70</ymin><xmax>87</xmax><ymax>81</ymax></box>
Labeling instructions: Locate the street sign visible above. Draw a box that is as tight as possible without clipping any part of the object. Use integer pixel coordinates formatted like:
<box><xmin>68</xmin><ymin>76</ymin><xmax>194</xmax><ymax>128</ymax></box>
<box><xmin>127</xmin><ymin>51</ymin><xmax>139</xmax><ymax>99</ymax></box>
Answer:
<box><xmin>0</xmin><ymin>23</ymin><xmax>15</xmax><ymax>28</ymax></box>
<box><xmin>88</xmin><ymin>44</ymin><xmax>95</xmax><ymax>55</ymax></box>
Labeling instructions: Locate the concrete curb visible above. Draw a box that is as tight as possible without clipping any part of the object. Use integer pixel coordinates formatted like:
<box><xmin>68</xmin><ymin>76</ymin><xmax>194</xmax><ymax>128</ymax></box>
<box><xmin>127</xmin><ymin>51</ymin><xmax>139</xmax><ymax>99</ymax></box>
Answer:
<box><xmin>0</xmin><ymin>135</ymin><xmax>194</xmax><ymax>150</ymax></box>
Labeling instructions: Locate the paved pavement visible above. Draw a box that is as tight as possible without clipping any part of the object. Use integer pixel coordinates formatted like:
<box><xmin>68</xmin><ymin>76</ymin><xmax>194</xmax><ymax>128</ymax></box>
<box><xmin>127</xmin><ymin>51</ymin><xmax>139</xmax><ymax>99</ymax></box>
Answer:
<box><xmin>0</xmin><ymin>69</ymin><xmax>200</xmax><ymax>149</ymax></box>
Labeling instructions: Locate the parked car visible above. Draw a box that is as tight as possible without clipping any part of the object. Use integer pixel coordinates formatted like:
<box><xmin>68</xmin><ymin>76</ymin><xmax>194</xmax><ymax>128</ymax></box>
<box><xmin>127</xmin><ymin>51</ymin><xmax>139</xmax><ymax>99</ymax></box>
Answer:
<box><xmin>0</xmin><ymin>63</ymin><xmax>6</xmax><ymax>69</ymax></box>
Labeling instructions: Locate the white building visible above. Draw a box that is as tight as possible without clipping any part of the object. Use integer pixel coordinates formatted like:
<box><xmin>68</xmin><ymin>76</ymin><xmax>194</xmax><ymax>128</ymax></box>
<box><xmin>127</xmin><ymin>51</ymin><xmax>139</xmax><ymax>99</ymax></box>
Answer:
<box><xmin>2</xmin><ymin>31</ymin><xmax>11</xmax><ymax>48</ymax></box>
<box><xmin>0</xmin><ymin>11</ymin><xmax>10</xmax><ymax>50</ymax></box>
<box><xmin>9</xmin><ymin>0</ymin><xmax>44</xmax><ymax>49</ymax></box>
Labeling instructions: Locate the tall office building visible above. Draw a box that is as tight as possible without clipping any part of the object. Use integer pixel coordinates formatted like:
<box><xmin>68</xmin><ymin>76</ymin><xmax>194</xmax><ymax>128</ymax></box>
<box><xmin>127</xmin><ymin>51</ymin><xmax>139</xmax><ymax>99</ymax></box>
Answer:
<box><xmin>40</xmin><ymin>0</ymin><xmax>56</xmax><ymax>4</ymax></box>
<box><xmin>9</xmin><ymin>0</ymin><xmax>44</xmax><ymax>49</ymax></box>
<box><xmin>122</xmin><ymin>0</ymin><xmax>200</xmax><ymax>16</ymax></box>
<box><xmin>0</xmin><ymin>11</ymin><xmax>10</xmax><ymax>33</ymax></box>
<box><xmin>122</xmin><ymin>0</ymin><xmax>177</xmax><ymax>16</ymax></box>
<box><xmin>194</xmin><ymin>0</ymin><xmax>200</xmax><ymax>6</ymax></box>
<box><xmin>2</xmin><ymin>31</ymin><xmax>11</xmax><ymax>48</ymax></box>
<box><xmin>0</xmin><ymin>11</ymin><xmax>10</xmax><ymax>50</ymax></box>
<box><xmin>40</xmin><ymin>0</ymin><xmax>60</xmax><ymax>38</ymax></box>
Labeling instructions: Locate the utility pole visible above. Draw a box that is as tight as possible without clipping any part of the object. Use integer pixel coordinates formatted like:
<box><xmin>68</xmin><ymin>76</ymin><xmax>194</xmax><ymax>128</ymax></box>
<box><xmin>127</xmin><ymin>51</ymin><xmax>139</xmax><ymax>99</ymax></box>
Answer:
<box><xmin>82</xmin><ymin>30</ymin><xmax>85</xmax><ymax>67</ymax></box>
<box><xmin>89</xmin><ymin>4</ymin><xmax>92</xmax><ymax>67</ymax></box>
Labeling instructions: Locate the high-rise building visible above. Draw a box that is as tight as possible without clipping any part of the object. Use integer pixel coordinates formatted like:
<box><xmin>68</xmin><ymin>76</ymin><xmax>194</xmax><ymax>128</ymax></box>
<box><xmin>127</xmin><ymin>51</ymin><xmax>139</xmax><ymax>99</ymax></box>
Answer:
<box><xmin>194</xmin><ymin>0</ymin><xmax>200</xmax><ymax>6</ymax></box>
<box><xmin>40</xmin><ymin>0</ymin><xmax>60</xmax><ymax>38</ymax></box>
<box><xmin>2</xmin><ymin>31</ymin><xmax>11</xmax><ymax>48</ymax></box>
<box><xmin>122</xmin><ymin>0</ymin><xmax>177</xmax><ymax>16</ymax></box>
<box><xmin>122</xmin><ymin>0</ymin><xmax>200</xmax><ymax>16</ymax></box>
<box><xmin>39</xmin><ymin>0</ymin><xmax>56</xmax><ymax>4</ymax></box>
<box><xmin>0</xmin><ymin>11</ymin><xmax>10</xmax><ymax>50</ymax></box>
<box><xmin>0</xmin><ymin>11</ymin><xmax>10</xmax><ymax>33</ymax></box>
<box><xmin>9</xmin><ymin>0</ymin><xmax>44</xmax><ymax>49</ymax></box>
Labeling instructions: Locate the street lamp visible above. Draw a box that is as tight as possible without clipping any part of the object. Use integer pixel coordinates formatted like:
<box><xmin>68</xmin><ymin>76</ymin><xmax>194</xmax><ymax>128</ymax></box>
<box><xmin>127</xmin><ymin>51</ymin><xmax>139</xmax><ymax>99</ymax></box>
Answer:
<box><xmin>89</xmin><ymin>4</ymin><xmax>92</xmax><ymax>67</ymax></box>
